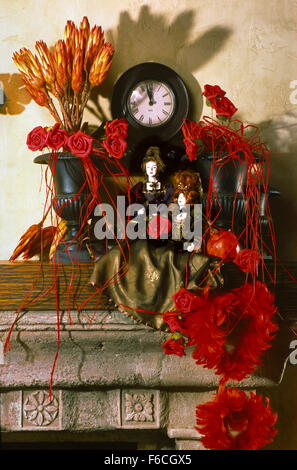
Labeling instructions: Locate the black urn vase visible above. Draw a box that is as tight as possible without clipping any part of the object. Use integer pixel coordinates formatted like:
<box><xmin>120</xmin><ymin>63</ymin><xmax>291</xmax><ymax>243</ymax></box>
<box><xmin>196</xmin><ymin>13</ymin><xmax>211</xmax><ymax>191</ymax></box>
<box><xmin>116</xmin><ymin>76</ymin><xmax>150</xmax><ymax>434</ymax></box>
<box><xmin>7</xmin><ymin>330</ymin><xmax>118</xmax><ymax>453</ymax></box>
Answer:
<box><xmin>34</xmin><ymin>152</ymin><xmax>93</xmax><ymax>263</ymax></box>
<box><xmin>195</xmin><ymin>154</ymin><xmax>280</xmax><ymax>258</ymax></box>
<box><xmin>196</xmin><ymin>154</ymin><xmax>248</xmax><ymax>231</ymax></box>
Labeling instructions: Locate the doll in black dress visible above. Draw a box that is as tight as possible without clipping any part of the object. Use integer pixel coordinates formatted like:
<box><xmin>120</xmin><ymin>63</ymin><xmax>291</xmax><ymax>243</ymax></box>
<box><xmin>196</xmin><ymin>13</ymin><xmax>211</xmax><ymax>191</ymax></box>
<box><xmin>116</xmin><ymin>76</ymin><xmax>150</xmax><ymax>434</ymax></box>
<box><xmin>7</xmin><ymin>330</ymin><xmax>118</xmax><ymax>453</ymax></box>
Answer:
<box><xmin>128</xmin><ymin>146</ymin><xmax>173</xmax><ymax>212</ymax></box>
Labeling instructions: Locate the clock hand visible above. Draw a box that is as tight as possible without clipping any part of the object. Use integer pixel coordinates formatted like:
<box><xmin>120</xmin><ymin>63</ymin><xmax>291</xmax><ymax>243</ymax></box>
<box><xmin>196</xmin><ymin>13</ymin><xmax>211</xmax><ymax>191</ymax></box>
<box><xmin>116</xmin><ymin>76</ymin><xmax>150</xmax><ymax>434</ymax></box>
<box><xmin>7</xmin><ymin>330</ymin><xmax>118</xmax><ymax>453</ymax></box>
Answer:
<box><xmin>146</xmin><ymin>82</ymin><xmax>155</xmax><ymax>105</ymax></box>
<box><xmin>146</xmin><ymin>83</ymin><xmax>153</xmax><ymax>105</ymax></box>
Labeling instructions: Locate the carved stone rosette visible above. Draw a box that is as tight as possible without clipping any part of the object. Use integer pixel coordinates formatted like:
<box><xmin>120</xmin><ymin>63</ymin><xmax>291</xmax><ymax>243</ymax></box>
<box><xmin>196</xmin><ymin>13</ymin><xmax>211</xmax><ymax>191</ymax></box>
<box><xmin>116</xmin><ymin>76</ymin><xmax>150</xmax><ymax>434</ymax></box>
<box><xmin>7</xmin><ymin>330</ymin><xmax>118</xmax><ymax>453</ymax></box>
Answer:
<box><xmin>125</xmin><ymin>392</ymin><xmax>154</xmax><ymax>422</ymax></box>
<box><xmin>121</xmin><ymin>390</ymin><xmax>161</xmax><ymax>429</ymax></box>
<box><xmin>23</xmin><ymin>391</ymin><xmax>59</xmax><ymax>427</ymax></box>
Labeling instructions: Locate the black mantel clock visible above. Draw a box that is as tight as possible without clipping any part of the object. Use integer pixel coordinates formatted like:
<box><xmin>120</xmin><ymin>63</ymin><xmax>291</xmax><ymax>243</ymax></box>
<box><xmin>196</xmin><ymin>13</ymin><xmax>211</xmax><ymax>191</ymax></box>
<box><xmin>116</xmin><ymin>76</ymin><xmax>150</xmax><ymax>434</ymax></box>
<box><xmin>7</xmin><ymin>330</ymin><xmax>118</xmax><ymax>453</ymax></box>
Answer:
<box><xmin>111</xmin><ymin>62</ymin><xmax>189</xmax><ymax>168</ymax></box>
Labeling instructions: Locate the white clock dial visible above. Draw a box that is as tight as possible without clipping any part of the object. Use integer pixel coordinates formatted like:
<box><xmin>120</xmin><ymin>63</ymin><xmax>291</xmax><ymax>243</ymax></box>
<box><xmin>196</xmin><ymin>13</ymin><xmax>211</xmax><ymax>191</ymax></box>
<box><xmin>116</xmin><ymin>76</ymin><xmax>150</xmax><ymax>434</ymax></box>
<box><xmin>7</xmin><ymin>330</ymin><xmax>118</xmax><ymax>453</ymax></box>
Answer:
<box><xmin>127</xmin><ymin>80</ymin><xmax>175</xmax><ymax>127</ymax></box>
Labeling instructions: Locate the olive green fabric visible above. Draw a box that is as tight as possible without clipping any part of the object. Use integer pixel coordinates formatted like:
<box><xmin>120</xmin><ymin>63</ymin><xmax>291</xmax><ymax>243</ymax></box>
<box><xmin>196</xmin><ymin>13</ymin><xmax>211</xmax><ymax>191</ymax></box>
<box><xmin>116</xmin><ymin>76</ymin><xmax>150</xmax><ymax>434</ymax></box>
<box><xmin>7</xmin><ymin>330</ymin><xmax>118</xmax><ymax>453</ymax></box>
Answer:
<box><xmin>90</xmin><ymin>240</ymin><xmax>221</xmax><ymax>330</ymax></box>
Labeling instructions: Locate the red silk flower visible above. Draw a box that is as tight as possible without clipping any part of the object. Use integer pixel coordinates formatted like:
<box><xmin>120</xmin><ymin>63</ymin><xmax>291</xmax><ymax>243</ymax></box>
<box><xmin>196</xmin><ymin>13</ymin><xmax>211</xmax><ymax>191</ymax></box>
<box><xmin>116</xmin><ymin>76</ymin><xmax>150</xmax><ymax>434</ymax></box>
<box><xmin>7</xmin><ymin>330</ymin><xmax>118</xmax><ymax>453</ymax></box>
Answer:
<box><xmin>103</xmin><ymin>133</ymin><xmax>127</xmax><ymax>159</ymax></box>
<box><xmin>173</xmin><ymin>287</ymin><xmax>199</xmax><ymax>314</ymax></box>
<box><xmin>26</xmin><ymin>126</ymin><xmax>48</xmax><ymax>151</ymax></box>
<box><xmin>162</xmin><ymin>335</ymin><xmax>186</xmax><ymax>357</ymax></box>
<box><xmin>147</xmin><ymin>214</ymin><xmax>171</xmax><ymax>239</ymax></box>
<box><xmin>67</xmin><ymin>131</ymin><xmax>93</xmax><ymax>158</ymax></box>
<box><xmin>46</xmin><ymin>123</ymin><xmax>68</xmax><ymax>151</ymax></box>
<box><xmin>234</xmin><ymin>248</ymin><xmax>260</xmax><ymax>273</ymax></box>
<box><xmin>214</xmin><ymin>96</ymin><xmax>238</xmax><ymax>118</ymax></box>
<box><xmin>105</xmin><ymin>118</ymin><xmax>128</xmax><ymax>138</ymax></box>
<box><xmin>181</xmin><ymin>120</ymin><xmax>206</xmax><ymax>161</ymax></box>
<box><xmin>207</xmin><ymin>230</ymin><xmax>240</xmax><ymax>261</ymax></box>
<box><xmin>196</xmin><ymin>387</ymin><xmax>278</xmax><ymax>450</ymax></box>
<box><xmin>162</xmin><ymin>311</ymin><xmax>183</xmax><ymax>333</ymax></box>
<box><xmin>203</xmin><ymin>84</ymin><xmax>226</xmax><ymax>101</ymax></box>
<box><xmin>183</xmin><ymin>137</ymin><xmax>200</xmax><ymax>162</ymax></box>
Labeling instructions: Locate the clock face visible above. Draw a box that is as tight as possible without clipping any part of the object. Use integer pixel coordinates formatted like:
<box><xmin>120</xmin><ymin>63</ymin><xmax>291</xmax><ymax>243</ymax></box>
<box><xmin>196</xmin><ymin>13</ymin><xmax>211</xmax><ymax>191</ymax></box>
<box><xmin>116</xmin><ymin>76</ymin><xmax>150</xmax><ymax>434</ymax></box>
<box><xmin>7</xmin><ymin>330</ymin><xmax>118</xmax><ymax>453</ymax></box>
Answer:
<box><xmin>111</xmin><ymin>62</ymin><xmax>189</xmax><ymax>142</ymax></box>
<box><xmin>127</xmin><ymin>80</ymin><xmax>175</xmax><ymax>128</ymax></box>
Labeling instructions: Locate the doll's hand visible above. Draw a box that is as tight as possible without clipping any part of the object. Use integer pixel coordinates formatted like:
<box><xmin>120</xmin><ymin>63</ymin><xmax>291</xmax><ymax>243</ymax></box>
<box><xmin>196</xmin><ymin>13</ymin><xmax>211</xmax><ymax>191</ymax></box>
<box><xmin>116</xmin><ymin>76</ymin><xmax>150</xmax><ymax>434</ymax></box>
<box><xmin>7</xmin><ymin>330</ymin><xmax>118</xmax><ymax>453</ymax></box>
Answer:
<box><xmin>186</xmin><ymin>242</ymin><xmax>195</xmax><ymax>252</ymax></box>
<box><xmin>176</xmin><ymin>212</ymin><xmax>187</xmax><ymax>222</ymax></box>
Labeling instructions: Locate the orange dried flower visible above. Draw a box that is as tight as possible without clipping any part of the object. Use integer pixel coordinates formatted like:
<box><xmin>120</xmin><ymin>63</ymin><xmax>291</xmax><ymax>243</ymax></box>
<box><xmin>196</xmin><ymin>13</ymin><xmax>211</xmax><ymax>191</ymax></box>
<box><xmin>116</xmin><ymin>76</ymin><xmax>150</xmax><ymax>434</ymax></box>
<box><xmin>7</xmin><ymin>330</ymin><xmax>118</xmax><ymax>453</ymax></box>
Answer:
<box><xmin>10</xmin><ymin>224</ymin><xmax>40</xmax><ymax>261</ymax></box>
<box><xmin>35</xmin><ymin>40</ymin><xmax>55</xmax><ymax>84</ymax></box>
<box><xmin>53</xmin><ymin>40</ymin><xmax>70</xmax><ymax>89</ymax></box>
<box><xmin>13</xmin><ymin>48</ymin><xmax>45</xmax><ymax>88</ymax></box>
<box><xmin>72</xmin><ymin>47</ymin><xmax>84</xmax><ymax>93</ymax></box>
<box><xmin>64</xmin><ymin>20</ymin><xmax>76</xmax><ymax>69</ymax></box>
<box><xmin>89</xmin><ymin>43</ymin><xmax>114</xmax><ymax>87</ymax></box>
<box><xmin>84</xmin><ymin>25</ymin><xmax>104</xmax><ymax>72</ymax></box>
<box><xmin>10</xmin><ymin>225</ymin><xmax>55</xmax><ymax>261</ymax></box>
<box><xmin>12</xmin><ymin>17</ymin><xmax>114</xmax><ymax>132</ymax></box>
<box><xmin>49</xmin><ymin>220</ymin><xmax>67</xmax><ymax>261</ymax></box>
<box><xmin>79</xmin><ymin>16</ymin><xmax>90</xmax><ymax>43</ymax></box>
<box><xmin>25</xmin><ymin>84</ymin><xmax>48</xmax><ymax>107</ymax></box>
<box><xmin>64</xmin><ymin>20</ymin><xmax>76</xmax><ymax>43</ymax></box>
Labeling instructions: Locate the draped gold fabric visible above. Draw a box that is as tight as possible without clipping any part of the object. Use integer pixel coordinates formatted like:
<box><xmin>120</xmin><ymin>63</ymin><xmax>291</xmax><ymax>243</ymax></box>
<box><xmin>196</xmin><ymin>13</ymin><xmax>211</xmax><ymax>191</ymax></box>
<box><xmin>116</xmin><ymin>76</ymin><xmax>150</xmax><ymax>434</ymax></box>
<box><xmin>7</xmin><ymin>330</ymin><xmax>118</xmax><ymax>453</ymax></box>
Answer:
<box><xmin>90</xmin><ymin>240</ymin><xmax>222</xmax><ymax>330</ymax></box>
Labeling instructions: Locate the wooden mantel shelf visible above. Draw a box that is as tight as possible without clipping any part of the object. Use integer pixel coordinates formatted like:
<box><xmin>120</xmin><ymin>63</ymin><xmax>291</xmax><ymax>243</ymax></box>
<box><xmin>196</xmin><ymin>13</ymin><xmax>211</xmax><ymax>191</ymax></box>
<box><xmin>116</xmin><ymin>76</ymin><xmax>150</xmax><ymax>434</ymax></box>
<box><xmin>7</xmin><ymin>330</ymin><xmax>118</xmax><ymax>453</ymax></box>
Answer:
<box><xmin>0</xmin><ymin>261</ymin><xmax>111</xmax><ymax>311</ymax></box>
<box><xmin>0</xmin><ymin>260</ymin><xmax>297</xmax><ymax>321</ymax></box>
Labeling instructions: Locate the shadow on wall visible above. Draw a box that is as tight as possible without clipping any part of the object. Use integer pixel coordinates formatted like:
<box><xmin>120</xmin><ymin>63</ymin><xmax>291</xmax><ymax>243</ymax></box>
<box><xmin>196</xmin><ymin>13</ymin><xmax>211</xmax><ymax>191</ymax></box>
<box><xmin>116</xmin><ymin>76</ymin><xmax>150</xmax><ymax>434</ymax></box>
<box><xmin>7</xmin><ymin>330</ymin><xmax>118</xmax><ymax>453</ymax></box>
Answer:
<box><xmin>88</xmin><ymin>5</ymin><xmax>232</xmax><ymax>122</ymax></box>
<box><xmin>258</xmin><ymin>110</ymin><xmax>297</xmax><ymax>261</ymax></box>
<box><xmin>0</xmin><ymin>73</ymin><xmax>31</xmax><ymax>115</ymax></box>
<box><xmin>1</xmin><ymin>6</ymin><xmax>232</xmax><ymax>122</ymax></box>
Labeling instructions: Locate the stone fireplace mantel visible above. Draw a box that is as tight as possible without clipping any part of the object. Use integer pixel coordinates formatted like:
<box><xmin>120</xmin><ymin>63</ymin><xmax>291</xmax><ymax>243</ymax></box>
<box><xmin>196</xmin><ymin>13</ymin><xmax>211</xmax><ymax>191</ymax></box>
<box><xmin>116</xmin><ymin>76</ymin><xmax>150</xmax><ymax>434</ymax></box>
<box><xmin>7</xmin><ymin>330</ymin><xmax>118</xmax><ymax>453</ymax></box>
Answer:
<box><xmin>0</xmin><ymin>261</ymin><xmax>295</xmax><ymax>450</ymax></box>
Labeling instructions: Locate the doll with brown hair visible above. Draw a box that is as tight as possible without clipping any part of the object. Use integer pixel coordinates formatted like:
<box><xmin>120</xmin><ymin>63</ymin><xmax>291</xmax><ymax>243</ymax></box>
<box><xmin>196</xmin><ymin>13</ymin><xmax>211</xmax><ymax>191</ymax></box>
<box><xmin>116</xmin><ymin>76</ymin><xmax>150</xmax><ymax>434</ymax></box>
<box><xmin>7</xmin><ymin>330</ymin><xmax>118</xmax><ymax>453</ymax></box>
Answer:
<box><xmin>170</xmin><ymin>170</ymin><xmax>204</xmax><ymax>252</ymax></box>
<box><xmin>129</xmin><ymin>146</ymin><xmax>173</xmax><ymax>210</ymax></box>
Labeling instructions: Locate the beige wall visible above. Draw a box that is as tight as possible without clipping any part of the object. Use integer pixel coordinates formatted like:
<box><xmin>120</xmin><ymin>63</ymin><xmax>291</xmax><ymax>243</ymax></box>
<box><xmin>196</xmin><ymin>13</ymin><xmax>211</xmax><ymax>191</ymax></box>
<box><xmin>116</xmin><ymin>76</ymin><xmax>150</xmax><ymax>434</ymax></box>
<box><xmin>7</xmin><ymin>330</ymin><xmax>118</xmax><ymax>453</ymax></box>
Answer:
<box><xmin>1</xmin><ymin>0</ymin><xmax>297</xmax><ymax>260</ymax></box>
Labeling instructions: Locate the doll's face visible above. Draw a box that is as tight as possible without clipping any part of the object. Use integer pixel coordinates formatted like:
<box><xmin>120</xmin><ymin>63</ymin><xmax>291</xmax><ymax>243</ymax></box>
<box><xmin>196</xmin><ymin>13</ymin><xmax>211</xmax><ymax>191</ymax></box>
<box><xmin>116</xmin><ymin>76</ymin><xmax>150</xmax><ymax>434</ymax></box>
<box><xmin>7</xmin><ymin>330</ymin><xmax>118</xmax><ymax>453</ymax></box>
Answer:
<box><xmin>178</xmin><ymin>192</ymin><xmax>187</xmax><ymax>208</ymax></box>
<box><xmin>145</xmin><ymin>160</ymin><xmax>158</xmax><ymax>178</ymax></box>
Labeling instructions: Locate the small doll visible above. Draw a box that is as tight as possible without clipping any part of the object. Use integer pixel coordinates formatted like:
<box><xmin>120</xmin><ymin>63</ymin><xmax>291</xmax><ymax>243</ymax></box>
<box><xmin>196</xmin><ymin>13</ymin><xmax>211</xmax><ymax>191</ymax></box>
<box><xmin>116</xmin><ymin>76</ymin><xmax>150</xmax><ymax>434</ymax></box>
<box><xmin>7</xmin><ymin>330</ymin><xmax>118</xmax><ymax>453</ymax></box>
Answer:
<box><xmin>129</xmin><ymin>146</ymin><xmax>173</xmax><ymax>210</ymax></box>
<box><xmin>170</xmin><ymin>170</ymin><xmax>203</xmax><ymax>252</ymax></box>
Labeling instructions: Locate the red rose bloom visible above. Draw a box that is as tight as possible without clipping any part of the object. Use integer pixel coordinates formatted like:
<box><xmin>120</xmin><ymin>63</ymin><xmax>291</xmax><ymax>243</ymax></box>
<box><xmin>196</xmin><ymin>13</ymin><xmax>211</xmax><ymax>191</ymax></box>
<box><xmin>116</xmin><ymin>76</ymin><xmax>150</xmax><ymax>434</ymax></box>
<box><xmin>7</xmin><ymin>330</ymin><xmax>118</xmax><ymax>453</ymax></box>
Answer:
<box><xmin>183</xmin><ymin>137</ymin><xmax>200</xmax><ymax>162</ymax></box>
<box><xmin>26</xmin><ymin>126</ymin><xmax>48</xmax><ymax>151</ymax></box>
<box><xmin>46</xmin><ymin>123</ymin><xmax>68</xmax><ymax>151</ymax></box>
<box><xmin>147</xmin><ymin>214</ymin><xmax>172</xmax><ymax>239</ymax></box>
<box><xmin>162</xmin><ymin>335</ymin><xmax>186</xmax><ymax>357</ymax></box>
<box><xmin>103</xmin><ymin>134</ymin><xmax>127</xmax><ymax>159</ymax></box>
<box><xmin>214</xmin><ymin>96</ymin><xmax>238</xmax><ymax>118</ymax></box>
<box><xmin>196</xmin><ymin>387</ymin><xmax>277</xmax><ymax>450</ymax></box>
<box><xmin>203</xmin><ymin>84</ymin><xmax>226</xmax><ymax>101</ymax></box>
<box><xmin>67</xmin><ymin>131</ymin><xmax>93</xmax><ymax>158</ymax></box>
<box><xmin>105</xmin><ymin>118</ymin><xmax>128</xmax><ymax>138</ymax></box>
<box><xmin>173</xmin><ymin>288</ymin><xmax>199</xmax><ymax>314</ymax></box>
<box><xmin>234</xmin><ymin>248</ymin><xmax>260</xmax><ymax>273</ymax></box>
<box><xmin>163</xmin><ymin>311</ymin><xmax>183</xmax><ymax>333</ymax></box>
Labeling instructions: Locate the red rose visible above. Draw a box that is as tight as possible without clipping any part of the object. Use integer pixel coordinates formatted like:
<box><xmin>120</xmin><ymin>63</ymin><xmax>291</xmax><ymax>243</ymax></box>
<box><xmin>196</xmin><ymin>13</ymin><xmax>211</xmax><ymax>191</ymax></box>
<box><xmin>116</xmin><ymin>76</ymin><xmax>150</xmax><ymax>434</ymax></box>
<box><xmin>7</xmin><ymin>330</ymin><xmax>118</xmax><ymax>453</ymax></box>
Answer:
<box><xmin>234</xmin><ymin>249</ymin><xmax>260</xmax><ymax>273</ymax></box>
<box><xmin>214</xmin><ymin>96</ymin><xmax>238</xmax><ymax>118</ymax></box>
<box><xmin>163</xmin><ymin>311</ymin><xmax>183</xmax><ymax>333</ymax></box>
<box><xmin>46</xmin><ymin>123</ymin><xmax>68</xmax><ymax>151</ymax></box>
<box><xmin>67</xmin><ymin>131</ymin><xmax>93</xmax><ymax>158</ymax></box>
<box><xmin>26</xmin><ymin>126</ymin><xmax>48</xmax><ymax>151</ymax></box>
<box><xmin>162</xmin><ymin>335</ymin><xmax>186</xmax><ymax>357</ymax></box>
<box><xmin>203</xmin><ymin>84</ymin><xmax>226</xmax><ymax>101</ymax></box>
<box><xmin>207</xmin><ymin>230</ymin><xmax>240</xmax><ymax>261</ymax></box>
<box><xmin>183</xmin><ymin>137</ymin><xmax>200</xmax><ymax>162</ymax></box>
<box><xmin>147</xmin><ymin>214</ymin><xmax>172</xmax><ymax>239</ymax></box>
<box><xmin>173</xmin><ymin>288</ymin><xmax>199</xmax><ymax>313</ymax></box>
<box><xmin>105</xmin><ymin>118</ymin><xmax>128</xmax><ymax>138</ymax></box>
<box><xmin>103</xmin><ymin>134</ymin><xmax>127</xmax><ymax>159</ymax></box>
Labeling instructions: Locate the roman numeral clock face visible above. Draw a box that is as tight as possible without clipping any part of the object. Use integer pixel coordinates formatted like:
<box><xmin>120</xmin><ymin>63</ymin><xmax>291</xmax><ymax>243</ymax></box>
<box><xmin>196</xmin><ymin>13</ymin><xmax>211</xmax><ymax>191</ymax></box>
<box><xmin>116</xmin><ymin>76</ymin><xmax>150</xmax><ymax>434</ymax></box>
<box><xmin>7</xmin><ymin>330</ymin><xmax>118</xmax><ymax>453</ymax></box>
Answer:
<box><xmin>127</xmin><ymin>80</ymin><xmax>175</xmax><ymax>127</ymax></box>
<box><xmin>111</xmin><ymin>63</ymin><xmax>189</xmax><ymax>142</ymax></box>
